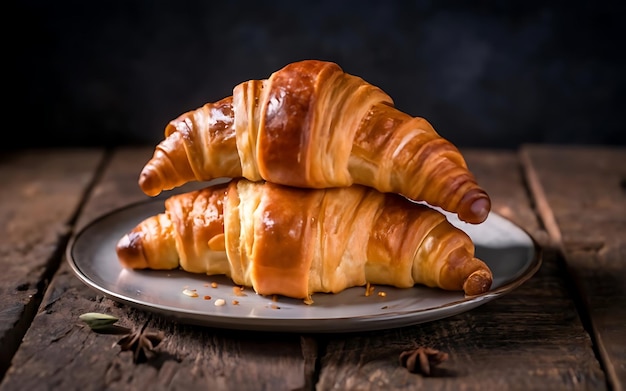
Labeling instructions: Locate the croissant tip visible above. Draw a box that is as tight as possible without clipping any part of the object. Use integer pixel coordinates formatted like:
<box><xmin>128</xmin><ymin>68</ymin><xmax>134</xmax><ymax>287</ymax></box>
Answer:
<box><xmin>463</xmin><ymin>268</ymin><xmax>493</xmax><ymax>296</ymax></box>
<box><xmin>115</xmin><ymin>232</ymin><xmax>149</xmax><ymax>269</ymax></box>
<box><xmin>460</xmin><ymin>197</ymin><xmax>491</xmax><ymax>224</ymax></box>
<box><xmin>138</xmin><ymin>169</ymin><xmax>162</xmax><ymax>197</ymax></box>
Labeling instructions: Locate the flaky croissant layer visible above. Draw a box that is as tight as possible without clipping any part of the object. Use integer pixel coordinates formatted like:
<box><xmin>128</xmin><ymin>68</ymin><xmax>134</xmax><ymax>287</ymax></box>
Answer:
<box><xmin>116</xmin><ymin>179</ymin><xmax>492</xmax><ymax>299</ymax></box>
<box><xmin>139</xmin><ymin>60</ymin><xmax>491</xmax><ymax>224</ymax></box>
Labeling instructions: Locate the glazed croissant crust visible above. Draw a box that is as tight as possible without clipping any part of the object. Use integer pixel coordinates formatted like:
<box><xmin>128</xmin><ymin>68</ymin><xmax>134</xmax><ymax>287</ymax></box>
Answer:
<box><xmin>116</xmin><ymin>179</ymin><xmax>493</xmax><ymax>299</ymax></box>
<box><xmin>138</xmin><ymin>60</ymin><xmax>491</xmax><ymax>224</ymax></box>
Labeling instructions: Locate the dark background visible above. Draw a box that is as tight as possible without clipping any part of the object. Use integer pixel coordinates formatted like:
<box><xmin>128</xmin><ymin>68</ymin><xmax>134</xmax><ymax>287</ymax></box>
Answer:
<box><xmin>9</xmin><ymin>0</ymin><xmax>626</xmax><ymax>151</ymax></box>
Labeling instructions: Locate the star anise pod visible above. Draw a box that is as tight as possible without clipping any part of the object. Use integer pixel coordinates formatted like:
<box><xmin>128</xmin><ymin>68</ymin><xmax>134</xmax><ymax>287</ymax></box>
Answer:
<box><xmin>399</xmin><ymin>346</ymin><xmax>449</xmax><ymax>376</ymax></box>
<box><xmin>117</xmin><ymin>323</ymin><xmax>164</xmax><ymax>364</ymax></box>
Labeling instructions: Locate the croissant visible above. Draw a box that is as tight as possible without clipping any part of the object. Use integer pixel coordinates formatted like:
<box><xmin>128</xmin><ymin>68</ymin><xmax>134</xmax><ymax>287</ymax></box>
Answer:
<box><xmin>116</xmin><ymin>179</ymin><xmax>493</xmax><ymax>300</ymax></box>
<box><xmin>138</xmin><ymin>60</ymin><xmax>491</xmax><ymax>224</ymax></box>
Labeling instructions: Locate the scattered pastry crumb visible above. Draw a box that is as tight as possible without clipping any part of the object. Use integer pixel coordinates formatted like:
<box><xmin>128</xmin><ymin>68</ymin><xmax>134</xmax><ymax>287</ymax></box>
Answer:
<box><xmin>203</xmin><ymin>295</ymin><xmax>212</xmax><ymax>300</ymax></box>
<box><xmin>183</xmin><ymin>288</ymin><xmax>199</xmax><ymax>298</ymax></box>
<box><xmin>214</xmin><ymin>298</ymin><xmax>226</xmax><ymax>306</ymax></box>
<box><xmin>262</xmin><ymin>295</ymin><xmax>280</xmax><ymax>308</ymax></box>
<box><xmin>211</xmin><ymin>282</ymin><xmax>218</xmax><ymax>288</ymax></box>
<box><xmin>365</xmin><ymin>282</ymin><xmax>376</xmax><ymax>297</ymax></box>
<box><xmin>378</xmin><ymin>291</ymin><xmax>387</xmax><ymax>297</ymax></box>
<box><xmin>381</xmin><ymin>305</ymin><xmax>388</xmax><ymax>309</ymax></box>
<box><xmin>233</xmin><ymin>286</ymin><xmax>246</xmax><ymax>296</ymax></box>
<box><xmin>232</xmin><ymin>300</ymin><xmax>239</xmax><ymax>305</ymax></box>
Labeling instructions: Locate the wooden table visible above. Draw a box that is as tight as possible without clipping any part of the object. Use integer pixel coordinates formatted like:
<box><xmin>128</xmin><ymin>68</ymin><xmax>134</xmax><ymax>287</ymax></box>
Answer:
<box><xmin>0</xmin><ymin>145</ymin><xmax>624</xmax><ymax>391</ymax></box>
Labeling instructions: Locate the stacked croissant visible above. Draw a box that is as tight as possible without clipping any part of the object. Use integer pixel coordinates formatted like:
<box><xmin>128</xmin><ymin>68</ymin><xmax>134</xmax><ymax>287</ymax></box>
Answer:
<box><xmin>115</xmin><ymin>60</ymin><xmax>494</xmax><ymax>302</ymax></box>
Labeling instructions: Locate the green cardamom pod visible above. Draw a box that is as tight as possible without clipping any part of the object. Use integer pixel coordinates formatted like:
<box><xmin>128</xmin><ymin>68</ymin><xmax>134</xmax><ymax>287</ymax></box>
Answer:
<box><xmin>79</xmin><ymin>312</ymin><xmax>119</xmax><ymax>330</ymax></box>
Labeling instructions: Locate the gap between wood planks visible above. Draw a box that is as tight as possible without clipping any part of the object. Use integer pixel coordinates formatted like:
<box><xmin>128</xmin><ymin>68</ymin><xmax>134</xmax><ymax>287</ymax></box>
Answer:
<box><xmin>519</xmin><ymin>148</ymin><xmax>615</xmax><ymax>391</ymax></box>
<box><xmin>0</xmin><ymin>150</ymin><xmax>113</xmax><ymax>382</ymax></box>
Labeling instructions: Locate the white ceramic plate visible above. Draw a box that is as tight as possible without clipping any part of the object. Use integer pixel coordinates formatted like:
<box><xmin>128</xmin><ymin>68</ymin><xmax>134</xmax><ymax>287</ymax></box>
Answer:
<box><xmin>67</xmin><ymin>199</ymin><xmax>541</xmax><ymax>333</ymax></box>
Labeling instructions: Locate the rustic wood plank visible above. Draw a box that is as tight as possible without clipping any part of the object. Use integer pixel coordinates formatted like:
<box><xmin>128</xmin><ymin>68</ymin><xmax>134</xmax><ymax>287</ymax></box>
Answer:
<box><xmin>2</xmin><ymin>146</ymin><xmax>614</xmax><ymax>390</ymax></box>
<box><xmin>0</xmin><ymin>149</ymin><xmax>104</xmax><ymax>381</ymax></box>
<box><xmin>0</xmin><ymin>147</ymin><xmax>316</xmax><ymax>391</ymax></box>
<box><xmin>317</xmin><ymin>149</ymin><xmax>606</xmax><ymax>390</ymax></box>
<box><xmin>522</xmin><ymin>145</ymin><xmax>626</xmax><ymax>391</ymax></box>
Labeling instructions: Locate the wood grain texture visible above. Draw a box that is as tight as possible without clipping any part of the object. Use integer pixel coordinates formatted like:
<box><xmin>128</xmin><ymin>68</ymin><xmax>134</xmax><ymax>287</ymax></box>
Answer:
<box><xmin>316</xmin><ymin>150</ymin><xmax>606</xmax><ymax>390</ymax></box>
<box><xmin>0</xmin><ymin>147</ymin><xmax>315</xmax><ymax>391</ymax></box>
<box><xmin>0</xmin><ymin>147</ymin><xmax>617</xmax><ymax>391</ymax></box>
<box><xmin>0</xmin><ymin>149</ymin><xmax>104</xmax><ymax>380</ymax></box>
<box><xmin>522</xmin><ymin>144</ymin><xmax>626</xmax><ymax>391</ymax></box>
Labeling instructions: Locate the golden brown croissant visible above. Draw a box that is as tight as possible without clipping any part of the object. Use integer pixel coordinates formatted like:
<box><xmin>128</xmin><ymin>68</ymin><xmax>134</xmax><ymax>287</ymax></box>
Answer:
<box><xmin>116</xmin><ymin>179</ymin><xmax>492</xmax><ymax>300</ymax></box>
<box><xmin>138</xmin><ymin>60</ymin><xmax>491</xmax><ymax>224</ymax></box>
